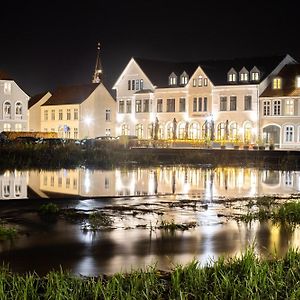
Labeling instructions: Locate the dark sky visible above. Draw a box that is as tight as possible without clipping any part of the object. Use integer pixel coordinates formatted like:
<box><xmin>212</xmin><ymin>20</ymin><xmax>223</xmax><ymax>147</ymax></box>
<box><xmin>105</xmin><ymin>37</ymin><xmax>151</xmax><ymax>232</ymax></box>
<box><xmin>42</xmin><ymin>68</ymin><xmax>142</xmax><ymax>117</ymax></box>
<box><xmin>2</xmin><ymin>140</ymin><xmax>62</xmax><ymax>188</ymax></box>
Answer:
<box><xmin>0</xmin><ymin>0</ymin><xmax>298</xmax><ymax>96</ymax></box>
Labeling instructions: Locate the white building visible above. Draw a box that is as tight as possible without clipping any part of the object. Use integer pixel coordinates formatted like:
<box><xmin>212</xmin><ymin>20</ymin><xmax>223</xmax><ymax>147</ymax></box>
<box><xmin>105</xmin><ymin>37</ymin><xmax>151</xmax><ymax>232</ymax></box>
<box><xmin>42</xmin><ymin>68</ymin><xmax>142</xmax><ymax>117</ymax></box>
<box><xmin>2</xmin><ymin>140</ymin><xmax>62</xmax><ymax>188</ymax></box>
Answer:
<box><xmin>0</xmin><ymin>71</ymin><xmax>29</xmax><ymax>132</ymax></box>
<box><xmin>113</xmin><ymin>55</ymin><xmax>296</xmax><ymax>145</ymax></box>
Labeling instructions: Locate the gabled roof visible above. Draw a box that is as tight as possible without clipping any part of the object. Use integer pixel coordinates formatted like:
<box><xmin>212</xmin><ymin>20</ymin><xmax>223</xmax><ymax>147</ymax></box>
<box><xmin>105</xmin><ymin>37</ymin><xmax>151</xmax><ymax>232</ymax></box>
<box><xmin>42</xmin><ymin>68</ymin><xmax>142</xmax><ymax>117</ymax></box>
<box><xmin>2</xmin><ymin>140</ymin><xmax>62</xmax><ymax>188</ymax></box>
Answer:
<box><xmin>28</xmin><ymin>92</ymin><xmax>49</xmax><ymax>109</ymax></box>
<box><xmin>42</xmin><ymin>83</ymin><xmax>100</xmax><ymax>106</ymax></box>
<box><xmin>133</xmin><ymin>55</ymin><xmax>291</xmax><ymax>87</ymax></box>
<box><xmin>261</xmin><ymin>64</ymin><xmax>300</xmax><ymax>97</ymax></box>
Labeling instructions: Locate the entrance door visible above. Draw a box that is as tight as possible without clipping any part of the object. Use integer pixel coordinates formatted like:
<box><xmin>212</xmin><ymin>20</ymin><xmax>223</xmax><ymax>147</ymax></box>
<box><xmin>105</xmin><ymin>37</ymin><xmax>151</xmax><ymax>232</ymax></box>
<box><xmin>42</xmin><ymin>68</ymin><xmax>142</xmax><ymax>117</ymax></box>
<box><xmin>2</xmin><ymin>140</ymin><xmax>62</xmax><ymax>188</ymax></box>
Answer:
<box><xmin>263</xmin><ymin>125</ymin><xmax>280</xmax><ymax>146</ymax></box>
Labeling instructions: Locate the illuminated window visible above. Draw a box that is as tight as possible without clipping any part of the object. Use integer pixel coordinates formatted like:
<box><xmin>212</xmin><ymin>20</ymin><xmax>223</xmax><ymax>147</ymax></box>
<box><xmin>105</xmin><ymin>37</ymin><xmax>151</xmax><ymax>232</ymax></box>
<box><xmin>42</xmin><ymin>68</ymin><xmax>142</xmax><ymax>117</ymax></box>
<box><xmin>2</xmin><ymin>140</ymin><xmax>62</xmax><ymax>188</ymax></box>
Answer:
<box><xmin>240</xmin><ymin>73</ymin><xmax>248</xmax><ymax>81</ymax></box>
<box><xmin>3</xmin><ymin>123</ymin><xmax>11</xmax><ymax>131</ymax></box>
<box><xmin>198</xmin><ymin>76</ymin><xmax>202</xmax><ymax>87</ymax></box>
<box><xmin>169</xmin><ymin>73</ymin><xmax>177</xmax><ymax>85</ymax></box>
<box><xmin>296</xmin><ymin>76</ymin><xmax>300</xmax><ymax>88</ymax></box>
<box><xmin>285</xmin><ymin>99</ymin><xmax>294</xmax><ymax>116</ymax></box>
<box><xmin>140</xmin><ymin>79</ymin><xmax>144</xmax><ymax>90</ymax></box>
<box><xmin>121</xmin><ymin>124</ymin><xmax>129</xmax><ymax>135</ymax></box>
<box><xmin>74</xmin><ymin>109</ymin><xmax>78</xmax><ymax>120</ymax></box>
<box><xmin>192</xmin><ymin>79</ymin><xmax>197</xmax><ymax>87</ymax></box>
<box><xmin>135</xmin><ymin>79</ymin><xmax>140</xmax><ymax>90</ymax></box>
<box><xmin>204</xmin><ymin>78</ymin><xmax>208</xmax><ymax>86</ymax></box>
<box><xmin>59</xmin><ymin>109</ymin><xmax>63</xmax><ymax>120</ymax></box>
<box><xmin>135</xmin><ymin>100</ymin><xmax>142</xmax><ymax>113</ymax></box>
<box><xmin>135</xmin><ymin>124</ymin><xmax>143</xmax><ymax>138</ymax></box>
<box><xmin>157</xmin><ymin>99</ymin><xmax>163</xmax><ymax>112</ymax></box>
<box><xmin>4</xmin><ymin>82</ymin><xmax>11</xmax><ymax>94</ymax></box>
<box><xmin>251</xmin><ymin>72</ymin><xmax>259</xmax><ymax>81</ymax></box>
<box><xmin>228</xmin><ymin>73</ymin><xmax>237</xmax><ymax>82</ymax></box>
<box><xmin>273</xmin><ymin>78</ymin><xmax>281</xmax><ymax>89</ymax></box>
<box><xmin>15</xmin><ymin>123</ymin><xmax>22</xmax><ymax>131</ymax></box>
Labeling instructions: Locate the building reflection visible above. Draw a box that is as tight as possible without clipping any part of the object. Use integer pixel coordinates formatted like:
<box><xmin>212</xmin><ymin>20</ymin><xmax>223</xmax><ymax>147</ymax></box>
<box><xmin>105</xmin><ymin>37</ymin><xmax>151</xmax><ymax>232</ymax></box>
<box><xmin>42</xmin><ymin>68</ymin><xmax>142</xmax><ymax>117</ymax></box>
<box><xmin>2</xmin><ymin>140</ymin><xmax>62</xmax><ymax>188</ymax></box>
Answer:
<box><xmin>1</xmin><ymin>167</ymin><xmax>299</xmax><ymax>200</ymax></box>
<box><xmin>0</xmin><ymin>170</ymin><xmax>28</xmax><ymax>200</ymax></box>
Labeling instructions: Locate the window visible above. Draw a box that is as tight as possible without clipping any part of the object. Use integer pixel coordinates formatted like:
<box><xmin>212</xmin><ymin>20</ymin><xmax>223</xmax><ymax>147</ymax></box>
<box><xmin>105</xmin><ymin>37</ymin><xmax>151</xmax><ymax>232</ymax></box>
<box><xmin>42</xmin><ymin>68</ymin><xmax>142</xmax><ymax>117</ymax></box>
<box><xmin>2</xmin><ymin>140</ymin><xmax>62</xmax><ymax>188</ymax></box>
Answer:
<box><xmin>15</xmin><ymin>123</ymin><xmax>22</xmax><ymax>131</ymax></box>
<box><xmin>74</xmin><ymin>128</ymin><xmax>78</xmax><ymax>139</ymax></box>
<box><xmin>220</xmin><ymin>96</ymin><xmax>227</xmax><ymax>111</ymax></box>
<box><xmin>105</xmin><ymin>109</ymin><xmax>111</xmax><ymax>121</ymax></box>
<box><xmin>44</xmin><ymin>110</ymin><xmax>48</xmax><ymax>121</ymax></box>
<box><xmin>198</xmin><ymin>97</ymin><xmax>202</xmax><ymax>112</ymax></box>
<box><xmin>181</xmin><ymin>73</ymin><xmax>188</xmax><ymax>85</ymax></box>
<box><xmin>121</xmin><ymin>124</ymin><xmax>129</xmax><ymax>135</ymax></box>
<box><xmin>193</xmin><ymin>98</ymin><xmax>197</xmax><ymax>112</ymax></box>
<box><xmin>135</xmin><ymin>79</ymin><xmax>140</xmax><ymax>91</ymax></box>
<box><xmin>3</xmin><ymin>123</ymin><xmax>11</xmax><ymax>131</ymax></box>
<box><xmin>135</xmin><ymin>100</ymin><xmax>142</xmax><ymax>113</ymax></box>
<box><xmin>204</xmin><ymin>78</ymin><xmax>208</xmax><ymax>86</ymax></box>
<box><xmin>105</xmin><ymin>128</ymin><xmax>111</xmax><ymax>136</ymax></box>
<box><xmin>296</xmin><ymin>76</ymin><xmax>300</xmax><ymax>88</ymax></box>
<box><xmin>203</xmin><ymin>97</ymin><xmax>207</xmax><ymax>111</ymax></box>
<box><xmin>73</xmin><ymin>178</ymin><xmax>78</xmax><ymax>189</ymax></box>
<box><xmin>244</xmin><ymin>96</ymin><xmax>252</xmax><ymax>110</ymax></box>
<box><xmin>193</xmin><ymin>79</ymin><xmax>197</xmax><ymax>87</ymax></box>
<box><xmin>50</xmin><ymin>176</ymin><xmax>54</xmax><ymax>187</ymax></box>
<box><xmin>273</xmin><ymin>100</ymin><xmax>281</xmax><ymax>115</ymax></box>
<box><xmin>15</xmin><ymin>102</ymin><xmax>22</xmax><ymax>117</ymax></box>
<box><xmin>251</xmin><ymin>72</ymin><xmax>259</xmax><ymax>81</ymax></box>
<box><xmin>67</xmin><ymin>109</ymin><xmax>71</xmax><ymax>120</ymax></box>
<box><xmin>128</xmin><ymin>80</ymin><xmax>131</xmax><ymax>90</ymax></box>
<box><xmin>74</xmin><ymin>109</ymin><xmax>78</xmax><ymax>120</ymax></box>
<box><xmin>263</xmin><ymin>100</ymin><xmax>271</xmax><ymax>116</ymax></box>
<box><xmin>105</xmin><ymin>177</ymin><xmax>109</xmax><ymax>190</ymax></box>
<box><xmin>51</xmin><ymin>109</ymin><xmax>55</xmax><ymax>120</ymax></box>
<box><xmin>228</xmin><ymin>73</ymin><xmax>237</xmax><ymax>82</ymax></box>
<box><xmin>143</xmin><ymin>99</ymin><xmax>149</xmax><ymax>112</ymax></box>
<box><xmin>240</xmin><ymin>72</ymin><xmax>248</xmax><ymax>81</ymax></box>
<box><xmin>179</xmin><ymin>98</ymin><xmax>186</xmax><ymax>112</ymax></box>
<box><xmin>43</xmin><ymin>175</ymin><xmax>47</xmax><ymax>186</ymax></box>
<box><xmin>135</xmin><ymin>124</ymin><xmax>143</xmax><ymax>138</ymax></box>
<box><xmin>58</xmin><ymin>177</ymin><xmax>62</xmax><ymax>187</ymax></box>
<box><xmin>126</xmin><ymin>100</ymin><xmax>132</xmax><ymax>113</ymax></box>
<box><xmin>3</xmin><ymin>101</ymin><xmax>11</xmax><ymax>118</ymax></box>
<box><xmin>131</xmin><ymin>80</ymin><xmax>135</xmax><ymax>90</ymax></box>
<box><xmin>198</xmin><ymin>76</ymin><xmax>202</xmax><ymax>87</ymax></box>
<box><xmin>285</xmin><ymin>126</ymin><xmax>294</xmax><ymax>142</ymax></box>
<box><xmin>167</xmin><ymin>98</ymin><xmax>175</xmax><ymax>112</ymax></box>
<box><xmin>169</xmin><ymin>75</ymin><xmax>177</xmax><ymax>85</ymax></box>
<box><xmin>285</xmin><ymin>99</ymin><xmax>294</xmax><ymax>116</ymax></box>
<box><xmin>140</xmin><ymin>79</ymin><xmax>144</xmax><ymax>90</ymax></box>
<box><xmin>4</xmin><ymin>82</ymin><xmax>11</xmax><ymax>94</ymax></box>
<box><xmin>66</xmin><ymin>178</ymin><xmax>70</xmax><ymax>189</ymax></box>
<box><xmin>230</xmin><ymin>96</ymin><xmax>237</xmax><ymax>111</ymax></box>
<box><xmin>119</xmin><ymin>100</ymin><xmax>125</xmax><ymax>113</ymax></box>
<box><xmin>273</xmin><ymin>78</ymin><xmax>281</xmax><ymax>89</ymax></box>
<box><xmin>157</xmin><ymin>99</ymin><xmax>163</xmax><ymax>112</ymax></box>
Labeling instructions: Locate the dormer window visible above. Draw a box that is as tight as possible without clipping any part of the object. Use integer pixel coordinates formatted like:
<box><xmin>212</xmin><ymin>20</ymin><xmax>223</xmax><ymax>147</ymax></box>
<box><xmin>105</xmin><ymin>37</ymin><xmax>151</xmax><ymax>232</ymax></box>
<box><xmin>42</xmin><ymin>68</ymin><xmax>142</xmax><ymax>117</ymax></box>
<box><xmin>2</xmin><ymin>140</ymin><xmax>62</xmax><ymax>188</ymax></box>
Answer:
<box><xmin>273</xmin><ymin>77</ymin><xmax>282</xmax><ymax>89</ymax></box>
<box><xmin>169</xmin><ymin>72</ymin><xmax>177</xmax><ymax>86</ymax></box>
<box><xmin>239</xmin><ymin>67</ymin><xmax>249</xmax><ymax>82</ymax></box>
<box><xmin>180</xmin><ymin>71</ymin><xmax>189</xmax><ymax>85</ymax></box>
<box><xmin>227</xmin><ymin>68</ymin><xmax>237</xmax><ymax>83</ymax></box>
<box><xmin>296</xmin><ymin>76</ymin><xmax>300</xmax><ymax>88</ymax></box>
<box><xmin>250</xmin><ymin>66</ymin><xmax>260</xmax><ymax>81</ymax></box>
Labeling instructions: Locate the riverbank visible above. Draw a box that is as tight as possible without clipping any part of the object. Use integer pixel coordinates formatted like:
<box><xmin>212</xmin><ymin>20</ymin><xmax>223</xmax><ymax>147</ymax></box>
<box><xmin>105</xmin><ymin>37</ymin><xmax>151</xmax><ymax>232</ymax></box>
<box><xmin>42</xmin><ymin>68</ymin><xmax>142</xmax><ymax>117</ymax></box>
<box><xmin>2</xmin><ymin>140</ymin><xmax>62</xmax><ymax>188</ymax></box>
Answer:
<box><xmin>1</xmin><ymin>142</ymin><xmax>300</xmax><ymax>169</ymax></box>
<box><xmin>0</xmin><ymin>248</ymin><xmax>300</xmax><ymax>299</ymax></box>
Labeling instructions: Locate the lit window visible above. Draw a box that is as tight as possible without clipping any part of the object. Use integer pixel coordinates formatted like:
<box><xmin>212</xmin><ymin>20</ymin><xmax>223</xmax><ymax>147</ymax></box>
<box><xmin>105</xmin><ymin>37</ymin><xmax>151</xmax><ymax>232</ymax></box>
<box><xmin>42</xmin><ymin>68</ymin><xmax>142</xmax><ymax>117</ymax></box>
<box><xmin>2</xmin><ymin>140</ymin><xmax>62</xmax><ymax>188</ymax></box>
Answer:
<box><xmin>181</xmin><ymin>76</ymin><xmax>188</xmax><ymax>85</ymax></box>
<box><xmin>3</xmin><ymin>101</ymin><xmax>11</xmax><ymax>118</ymax></box>
<box><xmin>285</xmin><ymin>99</ymin><xmax>294</xmax><ymax>116</ymax></box>
<box><xmin>296</xmin><ymin>76</ymin><xmax>300</xmax><ymax>88</ymax></box>
<box><xmin>192</xmin><ymin>79</ymin><xmax>197</xmax><ymax>87</ymax></box>
<box><xmin>105</xmin><ymin>129</ymin><xmax>111</xmax><ymax>136</ymax></box>
<box><xmin>204</xmin><ymin>78</ymin><xmax>208</xmax><ymax>86</ymax></box>
<box><xmin>240</xmin><ymin>73</ymin><xmax>248</xmax><ymax>81</ymax></box>
<box><xmin>169</xmin><ymin>76</ymin><xmax>177</xmax><ymax>85</ymax></box>
<box><xmin>273</xmin><ymin>78</ymin><xmax>281</xmax><ymax>89</ymax></box>
<box><xmin>198</xmin><ymin>76</ymin><xmax>202</xmax><ymax>87</ymax></box>
<box><xmin>251</xmin><ymin>72</ymin><xmax>259</xmax><ymax>81</ymax></box>
<box><xmin>4</xmin><ymin>82</ymin><xmax>11</xmax><ymax>94</ymax></box>
<box><xmin>228</xmin><ymin>73</ymin><xmax>236</xmax><ymax>82</ymax></box>
<box><xmin>15</xmin><ymin>123</ymin><xmax>22</xmax><ymax>131</ymax></box>
<box><xmin>3</xmin><ymin>123</ymin><xmax>11</xmax><ymax>131</ymax></box>
<box><xmin>135</xmin><ymin>79</ymin><xmax>140</xmax><ymax>90</ymax></box>
<box><xmin>135</xmin><ymin>100</ymin><xmax>142</xmax><ymax>113</ymax></box>
<box><xmin>135</xmin><ymin>124</ymin><xmax>143</xmax><ymax>138</ymax></box>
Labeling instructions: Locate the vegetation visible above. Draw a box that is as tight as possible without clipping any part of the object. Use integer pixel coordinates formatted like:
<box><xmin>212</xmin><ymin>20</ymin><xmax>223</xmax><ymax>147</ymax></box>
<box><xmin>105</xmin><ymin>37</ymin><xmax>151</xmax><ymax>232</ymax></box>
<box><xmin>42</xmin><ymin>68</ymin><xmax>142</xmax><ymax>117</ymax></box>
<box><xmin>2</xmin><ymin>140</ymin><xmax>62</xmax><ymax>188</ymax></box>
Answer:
<box><xmin>82</xmin><ymin>212</ymin><xmax>113</xmax><ymax>231</ymax></box>
<box><xmin>158</xmin><ymin>219</ymin><xmax>197</xmax><ymax>231</ymax></box>
<box><xmin>239</xmin><ymin>201</ymin><xmax>300</xmax><ymax>226</ymax></box>
<box><xmin>39</xmin><ymin>203</ymin><xmax>60</xmax><ymax>215</ymax></box>
<box><xmin>0</xmin><ymin>224</ymin><xmax>17</xmax><ymax>240</ymax></box>
<box><xmin>1</xmin><ymin>248</ymin><xmax>300</xmax><ymax>298</ymax></box>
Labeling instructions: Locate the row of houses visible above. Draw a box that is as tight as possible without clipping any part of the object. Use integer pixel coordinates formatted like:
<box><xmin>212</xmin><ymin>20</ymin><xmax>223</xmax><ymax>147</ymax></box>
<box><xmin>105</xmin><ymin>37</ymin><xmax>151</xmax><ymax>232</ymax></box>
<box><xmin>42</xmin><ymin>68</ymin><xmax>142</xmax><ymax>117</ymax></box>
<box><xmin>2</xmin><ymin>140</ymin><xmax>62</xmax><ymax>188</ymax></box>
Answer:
<box><xmin>1</xmin><ymin>47</ymin><xmax>300</xmax><ymax>148</ymax></box>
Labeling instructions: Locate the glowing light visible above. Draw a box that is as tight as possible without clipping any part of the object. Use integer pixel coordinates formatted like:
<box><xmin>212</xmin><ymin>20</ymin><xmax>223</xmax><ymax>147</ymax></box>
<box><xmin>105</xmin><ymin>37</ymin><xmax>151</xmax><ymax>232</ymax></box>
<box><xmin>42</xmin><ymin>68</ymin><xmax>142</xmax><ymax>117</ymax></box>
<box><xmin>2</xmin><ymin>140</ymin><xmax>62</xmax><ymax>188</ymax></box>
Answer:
<box><xmin>84</xmin><ymin>116</ymin><xmax>92</xmax><ymax>126</ymax></box>
<box><xmin>130</xmin><ymin>114</ymin><xmax>137</xmax><ymax>123</ymax></box>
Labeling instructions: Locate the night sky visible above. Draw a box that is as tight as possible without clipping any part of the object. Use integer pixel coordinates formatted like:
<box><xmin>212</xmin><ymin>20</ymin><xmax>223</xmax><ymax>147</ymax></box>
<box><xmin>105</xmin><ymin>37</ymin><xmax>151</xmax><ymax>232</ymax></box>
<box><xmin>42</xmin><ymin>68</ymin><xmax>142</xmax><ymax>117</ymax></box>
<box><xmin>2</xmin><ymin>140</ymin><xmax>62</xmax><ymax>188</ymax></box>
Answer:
<box><xmin>0</xmin><ymin>0</ymin><xmax>298</xmax><ymax>96</ymax></box>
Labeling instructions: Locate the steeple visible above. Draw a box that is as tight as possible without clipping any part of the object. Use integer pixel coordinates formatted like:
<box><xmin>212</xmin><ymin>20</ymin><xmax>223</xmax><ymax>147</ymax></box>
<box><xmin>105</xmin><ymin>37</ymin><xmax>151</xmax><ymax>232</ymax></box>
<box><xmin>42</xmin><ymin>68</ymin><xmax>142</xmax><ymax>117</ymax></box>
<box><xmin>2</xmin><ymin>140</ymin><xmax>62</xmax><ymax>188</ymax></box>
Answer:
<box><xmin>92</xmin><ymin>42</ymin><xmax>103</xmax><ymax>83</ymax></box>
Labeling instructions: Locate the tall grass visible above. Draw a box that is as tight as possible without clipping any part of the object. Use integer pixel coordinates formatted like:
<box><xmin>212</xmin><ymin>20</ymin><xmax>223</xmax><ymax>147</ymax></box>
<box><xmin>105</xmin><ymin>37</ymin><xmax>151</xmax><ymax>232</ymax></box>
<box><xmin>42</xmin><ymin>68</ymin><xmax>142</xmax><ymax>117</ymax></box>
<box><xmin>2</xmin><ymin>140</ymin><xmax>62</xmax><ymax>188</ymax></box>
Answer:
<box><xmin>1</xmin><ymin>248</ymin><xmax>300</xmax><ymax>299</ymax></box>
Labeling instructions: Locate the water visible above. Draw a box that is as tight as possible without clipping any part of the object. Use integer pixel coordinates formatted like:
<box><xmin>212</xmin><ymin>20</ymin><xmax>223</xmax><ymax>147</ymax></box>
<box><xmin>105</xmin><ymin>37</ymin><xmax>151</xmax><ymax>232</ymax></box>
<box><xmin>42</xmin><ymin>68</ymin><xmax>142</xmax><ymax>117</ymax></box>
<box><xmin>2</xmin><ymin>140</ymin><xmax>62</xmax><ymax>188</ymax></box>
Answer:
<box><xmin>0</xmin><ymin>166</ymin><xmax>300</xmax><ymax>276</ymax></box>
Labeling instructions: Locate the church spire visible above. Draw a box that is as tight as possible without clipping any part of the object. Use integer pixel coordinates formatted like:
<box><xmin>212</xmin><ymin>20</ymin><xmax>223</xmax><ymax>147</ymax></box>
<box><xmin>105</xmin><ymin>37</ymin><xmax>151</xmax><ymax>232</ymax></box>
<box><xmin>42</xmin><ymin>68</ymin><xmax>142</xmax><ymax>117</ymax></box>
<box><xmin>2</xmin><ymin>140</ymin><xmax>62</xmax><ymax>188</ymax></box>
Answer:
<box><xmin>92</xmin><ymin>42</ymin><xmax>103</xmax><ymax>83</ymax></box>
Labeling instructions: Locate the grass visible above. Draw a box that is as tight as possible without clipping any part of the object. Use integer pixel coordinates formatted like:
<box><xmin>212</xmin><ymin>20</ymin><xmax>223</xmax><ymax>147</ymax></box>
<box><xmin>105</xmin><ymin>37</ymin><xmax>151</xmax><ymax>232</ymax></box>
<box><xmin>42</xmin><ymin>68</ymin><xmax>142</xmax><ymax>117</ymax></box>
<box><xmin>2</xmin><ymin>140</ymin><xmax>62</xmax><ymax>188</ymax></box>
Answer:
<box><xmin>239</xmin><ymin>201</ymin><xmax>300</xmax><ymax>226</ymax></box>
<box><xmin>2</xmin><ymin>248</ymin><xmax>300</xmax><ymax>298</ymax></box>
<box><xmin>0</xmin><ymin>224</ymin><xmax>17</xmax><ymax>240</ymax></box>
<box><xmin>39</xmin><ymin>203</ymin><xmax>59</xmax><ymax>215</ymax></box>
<box><xmin>158</xmin><ymin>219</ymin><xmax>197</xmax><ymax>231</ymax></box>
<box><xmin>82</xmin><ymin>212</ymin><xmax>113</xmax><ymax>231</ymax></box>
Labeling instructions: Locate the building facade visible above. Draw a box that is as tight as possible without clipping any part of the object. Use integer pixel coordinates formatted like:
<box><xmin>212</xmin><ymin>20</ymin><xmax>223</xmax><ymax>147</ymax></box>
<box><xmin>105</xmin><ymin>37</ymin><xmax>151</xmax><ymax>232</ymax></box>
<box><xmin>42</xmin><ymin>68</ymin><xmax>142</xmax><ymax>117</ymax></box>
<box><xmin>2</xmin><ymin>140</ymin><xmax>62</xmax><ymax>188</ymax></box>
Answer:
<box><xmin>0</xmin><ymin>72</ymin><xmax>29</xmax><ymax>132</ymax></box>
<box><xmin>113</xmin><ymin>55</ymin><xmax>296</xmax><ymax>147</ymax></box>
<box><xmin>260</xmin><ymin>64</ymin><xmax>300</xmax><ymax>149</ymax></box>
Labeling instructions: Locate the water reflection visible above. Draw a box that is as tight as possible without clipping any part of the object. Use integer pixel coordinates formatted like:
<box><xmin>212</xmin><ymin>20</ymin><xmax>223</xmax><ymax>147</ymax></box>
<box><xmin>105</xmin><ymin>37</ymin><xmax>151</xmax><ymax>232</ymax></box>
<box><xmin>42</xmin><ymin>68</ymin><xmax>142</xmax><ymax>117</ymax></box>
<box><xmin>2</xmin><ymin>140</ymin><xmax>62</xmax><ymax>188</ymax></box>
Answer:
<box><xmin>1</xmin><ymin>167</ymin><xmax>300</xmax><ymax>200</ymax></box>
